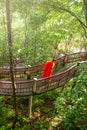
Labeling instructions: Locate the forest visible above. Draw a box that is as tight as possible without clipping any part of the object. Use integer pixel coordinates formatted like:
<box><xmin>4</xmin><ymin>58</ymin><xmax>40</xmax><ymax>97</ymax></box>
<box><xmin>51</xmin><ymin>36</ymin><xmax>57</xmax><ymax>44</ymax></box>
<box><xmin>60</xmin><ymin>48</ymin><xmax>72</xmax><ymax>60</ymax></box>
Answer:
<box><xmin>0</xmin><ymin>0</ymin><xmax>87</xmax><ymax>130</ymax></box>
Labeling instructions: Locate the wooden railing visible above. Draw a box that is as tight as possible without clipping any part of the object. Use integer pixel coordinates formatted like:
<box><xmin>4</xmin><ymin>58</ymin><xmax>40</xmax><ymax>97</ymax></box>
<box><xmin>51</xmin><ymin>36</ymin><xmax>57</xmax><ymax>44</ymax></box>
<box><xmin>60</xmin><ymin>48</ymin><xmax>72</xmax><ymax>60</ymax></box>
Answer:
<box><xmin>28</xmin><ymin>51</ymin><xmax>87</xmax><ymax>77</ymax></box>
<box><xmin>0</xmin><ymin>52</ymin><xmax>87</xmax><ymax>79</ymax></box>
<box><xmin>0</xmin><ymin>67</ymin><xmax>27</xmax><ymax>79</ymax></box>
<box><xmin>0</xmin><ymin>64</ymin><xmax>77</xmax><ymax>96</ymax></box>
<box><xmin>0</xmin><ymin>51</ymin><xmax>87</xmax><ymax>96</ymax></box>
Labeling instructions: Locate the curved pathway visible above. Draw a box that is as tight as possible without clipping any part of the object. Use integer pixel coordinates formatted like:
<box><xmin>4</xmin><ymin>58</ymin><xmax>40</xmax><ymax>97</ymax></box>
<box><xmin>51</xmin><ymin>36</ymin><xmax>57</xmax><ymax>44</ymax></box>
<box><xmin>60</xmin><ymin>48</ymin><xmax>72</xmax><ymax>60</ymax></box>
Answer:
<box><xmin>0</xmin><ymin>52</ymin><xmax>87</xmax><ymax>96</ymax></box>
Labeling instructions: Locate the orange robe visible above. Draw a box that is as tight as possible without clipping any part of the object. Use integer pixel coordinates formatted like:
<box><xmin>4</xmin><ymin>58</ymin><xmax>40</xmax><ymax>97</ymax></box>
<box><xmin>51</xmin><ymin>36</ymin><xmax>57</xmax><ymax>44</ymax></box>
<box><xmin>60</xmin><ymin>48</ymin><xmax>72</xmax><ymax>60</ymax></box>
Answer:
<box><xmin>42</xmin><ymin>61</ymin><xmax>55</xmax><ymax>78</ymax></box>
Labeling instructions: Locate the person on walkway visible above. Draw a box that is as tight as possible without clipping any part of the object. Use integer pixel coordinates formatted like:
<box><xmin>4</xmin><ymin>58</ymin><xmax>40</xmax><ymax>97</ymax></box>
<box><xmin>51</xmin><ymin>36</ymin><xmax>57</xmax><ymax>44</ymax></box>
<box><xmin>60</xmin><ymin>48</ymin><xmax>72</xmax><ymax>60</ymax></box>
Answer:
<box><xmin>42</xmin><ymin>57</ymin><xmax>56</xmax><ymax>78</ymax></box>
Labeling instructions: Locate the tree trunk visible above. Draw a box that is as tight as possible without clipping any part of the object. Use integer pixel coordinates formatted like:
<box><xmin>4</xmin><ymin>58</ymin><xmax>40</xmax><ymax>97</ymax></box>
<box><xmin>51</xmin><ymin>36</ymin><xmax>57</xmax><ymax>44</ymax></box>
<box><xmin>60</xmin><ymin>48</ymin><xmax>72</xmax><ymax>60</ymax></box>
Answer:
<box><xmin>83</xmin><ymin>0</ymin><xmax>87</xmax><ymax>25</ymax></box>
<box><xmin>6</xmin><ymin>0</ymin><xmax>18</xmax><ymax>125</ymax></box>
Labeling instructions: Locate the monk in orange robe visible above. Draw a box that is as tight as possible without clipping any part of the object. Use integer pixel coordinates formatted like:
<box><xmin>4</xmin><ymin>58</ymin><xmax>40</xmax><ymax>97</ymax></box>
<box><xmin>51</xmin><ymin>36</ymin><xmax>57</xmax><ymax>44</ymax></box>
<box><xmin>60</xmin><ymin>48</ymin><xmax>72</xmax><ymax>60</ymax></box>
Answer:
<box><xmin>42</xmin><ymin>58</ymin><xmax>56</xmax><ymax>78</ymax></box>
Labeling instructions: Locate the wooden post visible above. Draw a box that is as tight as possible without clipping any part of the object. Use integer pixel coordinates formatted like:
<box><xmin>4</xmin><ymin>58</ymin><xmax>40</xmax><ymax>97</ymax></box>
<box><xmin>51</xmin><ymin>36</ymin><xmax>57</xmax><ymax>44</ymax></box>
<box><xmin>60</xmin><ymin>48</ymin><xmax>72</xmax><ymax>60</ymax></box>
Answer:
<box><xmin>27</xmin><ymin>65</ymin><xmax>31</xmax><ymax>80</ymax></box>
<box><xmin>28</xmin><ymin>95</ymin><xmax>33</xmax><ymax>118</ymax></box>
<box><xmin>33</xmin><ymin>78</ymin><xmax>37</xmax><ymax>93</ymax></box>
<box><xmin>28</xmin><ymin>78</ymin><xmax>37</xmax><ymax>118</ymax></box>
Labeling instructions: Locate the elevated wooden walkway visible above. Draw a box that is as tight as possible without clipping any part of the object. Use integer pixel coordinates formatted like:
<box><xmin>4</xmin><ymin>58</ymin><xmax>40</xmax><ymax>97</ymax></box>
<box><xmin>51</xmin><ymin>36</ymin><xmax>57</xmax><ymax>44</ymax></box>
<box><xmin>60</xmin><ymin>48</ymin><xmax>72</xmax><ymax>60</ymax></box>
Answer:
<box><xmin>0</xmin><ymin>51</ymin><xmax>87</xmax><ymax>96</ymax></box>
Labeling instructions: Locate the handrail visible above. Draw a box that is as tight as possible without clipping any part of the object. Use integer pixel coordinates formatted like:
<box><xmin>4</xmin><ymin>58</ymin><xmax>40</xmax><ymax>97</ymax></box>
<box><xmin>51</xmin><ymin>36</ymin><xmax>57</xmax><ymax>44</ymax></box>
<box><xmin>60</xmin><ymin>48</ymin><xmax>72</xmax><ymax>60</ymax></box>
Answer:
<box><xmin>0</xmin><ymin>64</ymin><xmax>77</xmax><ymax>96</ymax></box>
<box><xmin>0</xmin><ymin>51</ymin><xmax>87</xmax><ymax>78</ymax></box>
<box><xmin>0</xmin><ymin>51</ymin><xmax>87</xmax><ymax>96</ymax></box>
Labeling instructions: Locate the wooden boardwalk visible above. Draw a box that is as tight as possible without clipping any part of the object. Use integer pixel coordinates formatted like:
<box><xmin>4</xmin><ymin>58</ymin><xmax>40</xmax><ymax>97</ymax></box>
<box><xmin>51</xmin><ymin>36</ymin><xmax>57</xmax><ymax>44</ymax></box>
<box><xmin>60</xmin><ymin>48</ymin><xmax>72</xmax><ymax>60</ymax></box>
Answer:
<box><xmin>0</xmin><ymin>51</ymin><xmax>87</xmax><ymax>96</ymax></box>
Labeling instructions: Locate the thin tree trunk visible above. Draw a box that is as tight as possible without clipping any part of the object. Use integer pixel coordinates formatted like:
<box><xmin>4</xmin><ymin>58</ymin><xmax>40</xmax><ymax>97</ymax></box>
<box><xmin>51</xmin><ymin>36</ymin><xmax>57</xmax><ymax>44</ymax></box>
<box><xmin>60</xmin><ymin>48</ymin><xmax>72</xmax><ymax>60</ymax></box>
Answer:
<box><xmin>83</xmin><ymin>0</ymin><xmax>87</xmax><ymax>25</ymax></box>
<box><xmin>6</xmin><ymin>0</ymin><xmax>18</xmax><ymax>127</ymax></box>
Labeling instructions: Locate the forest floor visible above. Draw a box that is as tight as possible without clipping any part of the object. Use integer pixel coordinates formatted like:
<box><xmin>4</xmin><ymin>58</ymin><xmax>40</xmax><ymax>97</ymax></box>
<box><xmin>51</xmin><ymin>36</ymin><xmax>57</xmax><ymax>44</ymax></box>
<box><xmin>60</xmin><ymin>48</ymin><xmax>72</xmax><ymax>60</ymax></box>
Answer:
<box><xmin>27</xmin><ymin>97</ymin><xmax>63</xmax><ymax>130</ymax></box>
<box><xmin>3</xmin><ymin>96</ymin><xmax>63</xmax><ymax>130</ymax></box>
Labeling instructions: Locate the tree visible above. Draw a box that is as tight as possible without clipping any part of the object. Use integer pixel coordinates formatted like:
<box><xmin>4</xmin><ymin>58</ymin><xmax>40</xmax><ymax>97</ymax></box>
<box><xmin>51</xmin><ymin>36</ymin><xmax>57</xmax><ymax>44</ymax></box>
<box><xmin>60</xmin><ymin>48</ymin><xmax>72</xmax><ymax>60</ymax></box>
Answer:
<box><xmin>41</xmin><ymin>0</ymin><xmax>87</xmax><ymax>37</ymax></box>
<box><xmin>6</xmin><ymin>0</ymin><xmax>18</xmax><ymax>127</ymax></box>
<box><xmin>83</xmin><ymin>0</ymin><xmax>87</xmax><ymax>25</ymax></box>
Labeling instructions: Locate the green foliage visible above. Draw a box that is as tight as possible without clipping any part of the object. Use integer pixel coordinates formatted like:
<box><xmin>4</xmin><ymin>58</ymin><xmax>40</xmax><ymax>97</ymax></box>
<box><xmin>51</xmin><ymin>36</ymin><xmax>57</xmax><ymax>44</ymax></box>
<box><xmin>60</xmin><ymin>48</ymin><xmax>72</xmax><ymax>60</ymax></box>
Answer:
<box><xmin>54</xmin><ymin>62</ymin><xmax>87</xmax><ymax>129</ymax></box>
<box><xmin>0</xmin><ymin>97</ymin><xmax>14</xmax><ymax>128</ymax></box>
<box><xmin>0</xmin><ymin>0</ymin><xmax>87</xmax><ymax>64</ymax></box>
<box><xmin>0</xmin><ymin>97</ymin><xmax>8</xmax><ymax>127</ymax></box>
<box><xmin>0</xmin><ymin>0</ymin><xmax>87</xmax><ymax>129</ymax></box>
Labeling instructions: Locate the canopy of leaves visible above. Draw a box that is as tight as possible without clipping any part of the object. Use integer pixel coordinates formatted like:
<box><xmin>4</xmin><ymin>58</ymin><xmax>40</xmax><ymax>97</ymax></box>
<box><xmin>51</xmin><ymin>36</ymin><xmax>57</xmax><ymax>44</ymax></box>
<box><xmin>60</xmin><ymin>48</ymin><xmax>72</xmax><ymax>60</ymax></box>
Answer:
<box><xmin>0</xmin><ymin>0</ymin><xmax>87</xmax><ymax>65</ymax></box>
